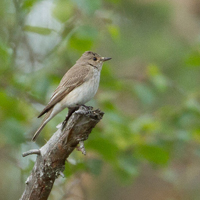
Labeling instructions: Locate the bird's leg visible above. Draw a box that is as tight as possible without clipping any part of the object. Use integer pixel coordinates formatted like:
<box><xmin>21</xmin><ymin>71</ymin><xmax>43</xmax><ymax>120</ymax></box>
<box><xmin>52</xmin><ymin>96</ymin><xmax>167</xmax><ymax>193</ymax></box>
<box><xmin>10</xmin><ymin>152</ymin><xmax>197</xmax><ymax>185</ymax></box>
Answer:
<box><xmin>62</xmin><ymin>107</ymin><xmax>79</xmax><ymax>129</ymax></box>
<box><xmin>66</xmin><ymin>107</ymin><xmax>79</xmax><ymax>121</ymax></box>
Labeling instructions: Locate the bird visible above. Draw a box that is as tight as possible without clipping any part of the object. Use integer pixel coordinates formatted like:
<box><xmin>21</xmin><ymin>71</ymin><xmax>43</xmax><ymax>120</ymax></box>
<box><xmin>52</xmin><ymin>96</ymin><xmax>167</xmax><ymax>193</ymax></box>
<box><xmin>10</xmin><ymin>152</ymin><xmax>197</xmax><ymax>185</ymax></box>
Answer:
<box><xmin>32</xmin><ymin>51</ymin><xmax>111</xmax><ymax>141</ymax></box>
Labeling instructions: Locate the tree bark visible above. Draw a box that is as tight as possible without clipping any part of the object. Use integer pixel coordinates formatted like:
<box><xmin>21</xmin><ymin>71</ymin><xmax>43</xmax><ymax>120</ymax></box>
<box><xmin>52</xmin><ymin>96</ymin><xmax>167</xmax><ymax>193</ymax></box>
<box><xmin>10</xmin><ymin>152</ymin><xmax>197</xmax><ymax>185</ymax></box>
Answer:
<box><xmin>20</xmin><ymin>106</ymin><xmax>104</xmax><ymax>200</ymax></box>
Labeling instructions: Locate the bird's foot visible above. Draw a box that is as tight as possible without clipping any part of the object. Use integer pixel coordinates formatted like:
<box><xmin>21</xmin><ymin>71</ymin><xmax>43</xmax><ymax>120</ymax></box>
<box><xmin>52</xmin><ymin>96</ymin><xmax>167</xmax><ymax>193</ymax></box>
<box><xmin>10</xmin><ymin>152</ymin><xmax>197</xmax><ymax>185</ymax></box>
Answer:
<box><xmin>79</xmin><ymin>104</ymin><xmax>93</xmax><ymax>110</ymax></box>
<box><xmin>75</xmin><ymin>105</ymin><xmax>93</xmax><ymax>115</ymax></box>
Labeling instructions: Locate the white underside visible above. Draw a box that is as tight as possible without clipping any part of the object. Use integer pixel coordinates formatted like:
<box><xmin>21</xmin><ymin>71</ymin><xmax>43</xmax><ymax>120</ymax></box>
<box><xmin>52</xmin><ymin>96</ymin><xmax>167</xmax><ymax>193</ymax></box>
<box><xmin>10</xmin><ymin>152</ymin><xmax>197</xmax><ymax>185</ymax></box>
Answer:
<box><xmin>63</xmin><ymin>71</ymin><xmax>100</xmax><ymax>107</ymax></box>
<box><xmin>48</xmin><ymin>69</ymin><xmax>100</xmax><ymax>119</ymax></box>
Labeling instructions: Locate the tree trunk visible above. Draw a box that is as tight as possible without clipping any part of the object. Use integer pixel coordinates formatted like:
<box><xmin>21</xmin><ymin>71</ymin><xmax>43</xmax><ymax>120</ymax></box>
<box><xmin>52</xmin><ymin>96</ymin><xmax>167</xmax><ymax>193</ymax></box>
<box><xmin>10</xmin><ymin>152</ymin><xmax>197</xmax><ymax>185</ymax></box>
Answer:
<box><xmin>20</xmin><ymin>106</ymin><xmax>104</xmax><ymax>200</ymax></box>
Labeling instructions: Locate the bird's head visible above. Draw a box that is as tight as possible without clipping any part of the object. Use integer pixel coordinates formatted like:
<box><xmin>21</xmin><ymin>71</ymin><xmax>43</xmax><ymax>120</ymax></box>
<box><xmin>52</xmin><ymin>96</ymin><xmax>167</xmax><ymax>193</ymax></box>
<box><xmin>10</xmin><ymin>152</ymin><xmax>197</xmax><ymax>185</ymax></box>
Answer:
<box><xmin>77</xmin><ymin>51</ymin><xmax>111</xmax><ymax>70</ymax></box>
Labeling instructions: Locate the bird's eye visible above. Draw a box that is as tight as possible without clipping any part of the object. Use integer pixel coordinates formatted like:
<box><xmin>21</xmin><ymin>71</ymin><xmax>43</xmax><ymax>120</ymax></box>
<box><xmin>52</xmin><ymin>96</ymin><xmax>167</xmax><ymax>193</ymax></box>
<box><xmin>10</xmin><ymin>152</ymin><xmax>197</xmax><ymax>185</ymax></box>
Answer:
<box><xmin>93</xmin><ymin>57</ymin><xmax>97</xmax><ymax>61</ymax></box>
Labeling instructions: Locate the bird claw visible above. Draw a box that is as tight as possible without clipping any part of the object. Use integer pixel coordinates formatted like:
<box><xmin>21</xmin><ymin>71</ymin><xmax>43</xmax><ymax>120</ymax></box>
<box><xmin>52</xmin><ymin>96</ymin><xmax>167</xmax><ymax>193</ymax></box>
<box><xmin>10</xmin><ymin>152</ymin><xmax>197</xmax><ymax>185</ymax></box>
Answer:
<box><xmin>80</xmin><ymin>105</ymin><xmax>93</xmax><ymax>110</ymax></box>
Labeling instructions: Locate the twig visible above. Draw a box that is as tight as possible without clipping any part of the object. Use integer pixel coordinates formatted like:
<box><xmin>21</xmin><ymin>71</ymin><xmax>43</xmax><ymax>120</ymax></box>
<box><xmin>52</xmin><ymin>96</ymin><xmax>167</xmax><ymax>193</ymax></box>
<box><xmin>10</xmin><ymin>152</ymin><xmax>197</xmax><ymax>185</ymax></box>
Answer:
<box><xmin>59</xmin><ymin>171</ymin><xmax>65</xmax><ymax>178</ymax></box>
<box><xmin>77</xmin><ymin>141</ymin><xmax>86</xmax><ymax>155</ymax></box>
<box><xmin>22</xmin><ymin>149</ymin><xmax>41</xmax><ymax>157</ymax></box>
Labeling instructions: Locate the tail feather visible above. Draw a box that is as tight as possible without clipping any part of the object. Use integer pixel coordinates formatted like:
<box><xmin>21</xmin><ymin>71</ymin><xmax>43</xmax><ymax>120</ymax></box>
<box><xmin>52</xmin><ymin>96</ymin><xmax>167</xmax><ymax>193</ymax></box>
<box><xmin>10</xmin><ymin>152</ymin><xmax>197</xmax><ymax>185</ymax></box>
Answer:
<box><xmin>32</xmin><ymin>108</ymin><xmax>53</xmax><ymax>141</ymax></box>
<box><xmin>32</xmin><ymin>122</ymin><xmax>47</xmax><ymax>141</ymax></box>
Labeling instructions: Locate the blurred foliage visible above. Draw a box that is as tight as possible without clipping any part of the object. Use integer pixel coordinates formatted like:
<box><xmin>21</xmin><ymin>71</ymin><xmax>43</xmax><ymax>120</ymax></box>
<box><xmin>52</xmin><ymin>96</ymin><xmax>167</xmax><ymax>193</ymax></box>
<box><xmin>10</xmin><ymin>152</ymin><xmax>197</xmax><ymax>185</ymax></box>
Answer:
<box><xmin>1</xmin><ymin>0</ymin><xmax>200</xmax><ymax>199</ymax></box>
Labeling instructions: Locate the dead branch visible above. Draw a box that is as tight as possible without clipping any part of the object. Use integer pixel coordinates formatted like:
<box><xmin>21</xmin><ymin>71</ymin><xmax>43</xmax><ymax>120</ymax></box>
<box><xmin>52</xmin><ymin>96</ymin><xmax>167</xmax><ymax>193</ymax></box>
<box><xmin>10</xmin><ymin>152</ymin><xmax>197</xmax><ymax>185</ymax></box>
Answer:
<box><xmin>20</xmin><ymin>106</ymin><xmax>104</xmax><ymax>200</ymax></box>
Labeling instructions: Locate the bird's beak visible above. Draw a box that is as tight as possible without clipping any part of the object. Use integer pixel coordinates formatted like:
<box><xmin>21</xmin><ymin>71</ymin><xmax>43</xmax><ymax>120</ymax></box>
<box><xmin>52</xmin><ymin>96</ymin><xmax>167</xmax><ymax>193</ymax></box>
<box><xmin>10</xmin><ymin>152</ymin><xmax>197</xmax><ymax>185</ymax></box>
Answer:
<box><xmin>101</xmin><ymin>57</ymin><xmax>112</xmax><ymax>62</ymax></box>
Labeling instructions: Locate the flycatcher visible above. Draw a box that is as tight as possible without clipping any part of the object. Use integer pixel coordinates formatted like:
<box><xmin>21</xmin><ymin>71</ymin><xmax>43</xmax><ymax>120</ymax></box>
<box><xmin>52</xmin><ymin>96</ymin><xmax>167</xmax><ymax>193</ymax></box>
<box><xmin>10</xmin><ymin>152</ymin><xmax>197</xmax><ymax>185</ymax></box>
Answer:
<box><xmin>32</xmin><ymin>51</ymin><xmax>111</xmax><ymax>141</ymax></box>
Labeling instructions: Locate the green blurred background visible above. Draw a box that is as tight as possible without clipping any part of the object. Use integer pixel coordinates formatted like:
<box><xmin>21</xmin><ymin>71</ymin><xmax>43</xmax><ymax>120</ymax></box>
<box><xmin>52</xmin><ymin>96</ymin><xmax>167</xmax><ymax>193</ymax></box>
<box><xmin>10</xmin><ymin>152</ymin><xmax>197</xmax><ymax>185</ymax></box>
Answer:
<box><xmin>1</xmin><ymin>0</ymin><xmax>200</xmax><ymax>199</ymax></box>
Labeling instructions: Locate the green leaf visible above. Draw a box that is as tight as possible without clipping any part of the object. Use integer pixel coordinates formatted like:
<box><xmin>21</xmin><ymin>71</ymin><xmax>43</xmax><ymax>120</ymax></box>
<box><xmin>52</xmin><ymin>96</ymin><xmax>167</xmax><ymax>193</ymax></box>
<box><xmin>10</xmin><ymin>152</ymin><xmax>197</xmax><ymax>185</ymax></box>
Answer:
<box><xmin>130</xmin><ymin>115</ymin><xmax>159</xmax><ymax>133</ymax></box>
<box><xmin>0</xmin><ymin>40</ymin><xmax>11</xmax><ymax>70</ymax></box>
<box><xmin>53</xmin><ymin>0</ymin><xmax>74</xmax><ymax>22</ymax></box>
<box><xmin>22</xmin><ymin>0</ymin><xmax>38</xmax><ymax>11</ymax></box>
<box><xmin>86</xmin><ymin>136</ymin><xmax>119</xmax><ymax>162</ymax></box>
<box><xmin>64</xmin><ymin>162</ymin><xmax>86</xmax><ymax>177</ymax></box>
<box><xmin>69</xmin><ymin>26</ymin><xmax>98</xmax><ymax>51</ymax></box>
<box><xmin>147</xmin><ymin>64</ymin><xmax>160</xmax><ymax>76</ymax></box>
<box><xmin>185</xmin><ymin>50</ymin><xmax>200</xmax><ymax>67</ymax></box>
<box><xmin>0</xmin><ymin>90</ymin><xmax>26</xmax><ymax>120</ymax></box>
<box><xmin>105</xmin><ymin>0</ymin><xmax>121</xmax><ymax>3</ymax></box>
<box><xmin>101</xmin><ymin>66</ymin><xmax>124</xmax><ymax>90</ymax></box>
<box><xmin>107</xmin><ymin>24</ymin><xmax>120</xmax><ymax>40</ymax></box>
<box><xmin>24</xmin><ymin>25</ymin><xmax>53</xmax><ymax>35</ymax></box>
<box><xmin>102</xmin><ymin>101</ymin><xmax>116</xmax><ymax>111</ymax></box>
<box><xmin>137</xmin><ymin>144</ymin><xmax>170</xmax><ymax>165</ymax></box>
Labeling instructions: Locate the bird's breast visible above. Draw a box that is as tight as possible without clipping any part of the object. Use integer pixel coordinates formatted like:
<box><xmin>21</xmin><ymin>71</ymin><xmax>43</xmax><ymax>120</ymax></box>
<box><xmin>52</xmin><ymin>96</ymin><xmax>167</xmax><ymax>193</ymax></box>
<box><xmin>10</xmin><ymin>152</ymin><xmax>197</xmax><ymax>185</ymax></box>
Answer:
<box><xmin>61</xmin><ymin>69</ymin><xmax>100</xmax><ymax>107</ymax></box>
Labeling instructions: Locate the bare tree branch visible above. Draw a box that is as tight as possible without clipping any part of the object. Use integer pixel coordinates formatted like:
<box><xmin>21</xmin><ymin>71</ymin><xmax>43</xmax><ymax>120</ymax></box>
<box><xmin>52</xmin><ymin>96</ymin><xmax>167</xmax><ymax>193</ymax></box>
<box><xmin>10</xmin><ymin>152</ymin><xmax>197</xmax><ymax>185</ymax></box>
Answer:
<box><xmin>20</xmin><ymin>106</ymin><xmax>104</xmax><ymax>200</ymax></box>
<box><xmin>22</xmin><ymin>149</ymin><xmax>41</xmax><ymax>157</ymax></box>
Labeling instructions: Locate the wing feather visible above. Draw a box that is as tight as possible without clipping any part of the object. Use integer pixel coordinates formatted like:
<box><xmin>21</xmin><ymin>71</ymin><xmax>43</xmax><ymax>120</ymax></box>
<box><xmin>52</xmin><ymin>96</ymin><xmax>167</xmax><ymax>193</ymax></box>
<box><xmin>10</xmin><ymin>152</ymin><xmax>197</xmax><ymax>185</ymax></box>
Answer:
<box><xmin>38</xmin><ymin>64</ymin><xmax>90</xmax><ymax>118</ymax></box>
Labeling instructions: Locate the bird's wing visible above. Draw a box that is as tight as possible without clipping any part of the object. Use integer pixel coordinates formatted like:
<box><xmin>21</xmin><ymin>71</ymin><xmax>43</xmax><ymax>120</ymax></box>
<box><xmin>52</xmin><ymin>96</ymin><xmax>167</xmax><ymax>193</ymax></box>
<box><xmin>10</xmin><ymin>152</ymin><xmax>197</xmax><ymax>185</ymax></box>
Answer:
<box><xmin>38</xmin><ymin>65</ymin><xmax>90</xmax><ymax>118</ymax></box>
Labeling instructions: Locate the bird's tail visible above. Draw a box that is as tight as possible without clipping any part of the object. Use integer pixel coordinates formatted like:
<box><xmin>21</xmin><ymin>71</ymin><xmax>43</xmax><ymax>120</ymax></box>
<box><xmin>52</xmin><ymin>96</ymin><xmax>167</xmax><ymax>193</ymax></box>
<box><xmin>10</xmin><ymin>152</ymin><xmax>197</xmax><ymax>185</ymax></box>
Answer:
<box><xmin>32</xmin><ymin>122</ymin><xmax>47</xmax><ymax>141</ymax></box>
<box><xmin>32</xmin><ymin>108</ymin><xmax>53</xmax><ymax>141</ymax></box>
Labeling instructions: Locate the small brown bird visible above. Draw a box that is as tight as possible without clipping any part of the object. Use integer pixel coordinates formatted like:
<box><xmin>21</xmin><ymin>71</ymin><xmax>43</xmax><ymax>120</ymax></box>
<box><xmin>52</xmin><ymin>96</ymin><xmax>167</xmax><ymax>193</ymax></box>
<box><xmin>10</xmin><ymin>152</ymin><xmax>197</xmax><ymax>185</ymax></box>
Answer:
<box><xmin>32</xmin><ymin>51</ymin><xmax>111</xmax><ymax>141</ymax></box>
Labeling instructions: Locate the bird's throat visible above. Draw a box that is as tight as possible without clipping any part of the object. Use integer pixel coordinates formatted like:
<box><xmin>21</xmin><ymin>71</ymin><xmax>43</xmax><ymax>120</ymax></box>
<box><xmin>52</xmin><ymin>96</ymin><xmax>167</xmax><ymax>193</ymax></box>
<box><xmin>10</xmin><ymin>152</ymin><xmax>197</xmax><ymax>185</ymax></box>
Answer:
<box><xmin>88</xmin><ymin>63</ymin><xmax>98</xmax><ymax>70</ymax></box>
